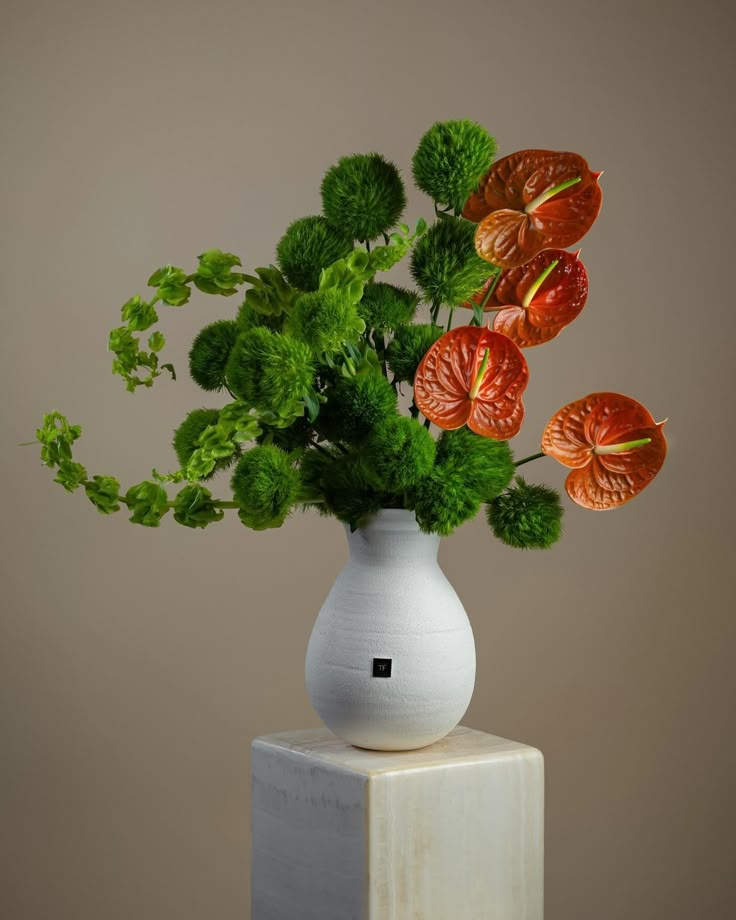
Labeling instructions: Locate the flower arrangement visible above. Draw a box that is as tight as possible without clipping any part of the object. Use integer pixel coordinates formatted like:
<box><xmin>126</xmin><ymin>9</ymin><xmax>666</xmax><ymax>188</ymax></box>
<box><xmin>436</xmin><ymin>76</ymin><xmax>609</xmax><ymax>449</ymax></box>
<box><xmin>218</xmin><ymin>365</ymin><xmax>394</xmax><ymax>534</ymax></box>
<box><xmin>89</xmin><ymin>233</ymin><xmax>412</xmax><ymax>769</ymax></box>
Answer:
<box><xmin>35</xmin><ymin>121</ymin><xmax>667</xmax><ymax>547</ymax></box>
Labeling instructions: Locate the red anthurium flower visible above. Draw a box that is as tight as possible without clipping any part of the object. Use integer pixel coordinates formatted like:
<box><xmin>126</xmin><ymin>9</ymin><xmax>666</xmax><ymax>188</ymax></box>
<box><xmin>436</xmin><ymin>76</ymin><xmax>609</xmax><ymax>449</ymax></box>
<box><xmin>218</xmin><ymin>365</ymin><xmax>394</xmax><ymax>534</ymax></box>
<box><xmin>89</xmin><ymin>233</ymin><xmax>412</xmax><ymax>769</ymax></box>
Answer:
<box><xmin>461</xmin><ymin>249</ymin><xmax>589</xmax><ymax>348</ymax></box>
<box><xmin>463</xmin><ymin>150</ymin><xmax>602</xmax><ymax>270</ymax></box>
<box><xmin>413</xmin><ymin>326</ymin><xmax>529</xmax><ymax>440</ymax></box>
<box><xmin>541</xmin><ymin>392</ymin><xmax>667</xmax><ymax>510</ymax></box>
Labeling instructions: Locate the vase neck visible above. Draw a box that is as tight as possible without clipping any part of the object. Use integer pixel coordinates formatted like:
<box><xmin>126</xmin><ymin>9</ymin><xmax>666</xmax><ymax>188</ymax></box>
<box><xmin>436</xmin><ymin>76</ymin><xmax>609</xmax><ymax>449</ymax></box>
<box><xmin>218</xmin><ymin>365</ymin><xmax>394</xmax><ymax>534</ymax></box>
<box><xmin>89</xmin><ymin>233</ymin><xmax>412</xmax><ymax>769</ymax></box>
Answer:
<box><xmin>345</xmin><ymin>509</ymin><xmax>440</xmax><ymax>567</ymax></box>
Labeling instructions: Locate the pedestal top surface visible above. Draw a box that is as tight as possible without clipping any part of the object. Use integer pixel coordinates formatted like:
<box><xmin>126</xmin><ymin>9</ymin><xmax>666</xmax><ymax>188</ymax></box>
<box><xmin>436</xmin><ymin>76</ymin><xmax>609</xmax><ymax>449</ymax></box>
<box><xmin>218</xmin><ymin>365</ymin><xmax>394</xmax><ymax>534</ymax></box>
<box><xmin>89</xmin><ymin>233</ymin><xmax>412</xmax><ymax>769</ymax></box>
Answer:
<box><xmin>252</xmin><ymin>724</ymin><xmax>541</xmax><ymax>776</ymax></box>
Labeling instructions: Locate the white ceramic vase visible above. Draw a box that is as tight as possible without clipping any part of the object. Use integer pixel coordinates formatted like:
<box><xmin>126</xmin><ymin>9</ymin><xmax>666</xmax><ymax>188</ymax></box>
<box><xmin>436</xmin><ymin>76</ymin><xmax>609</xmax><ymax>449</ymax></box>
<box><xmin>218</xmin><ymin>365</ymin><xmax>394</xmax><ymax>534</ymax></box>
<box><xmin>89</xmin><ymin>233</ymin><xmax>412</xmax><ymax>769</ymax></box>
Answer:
<box><xmin>305</xmin><ymin>508</ymin><xmax>476</xmax><ymax>751</ymax></box>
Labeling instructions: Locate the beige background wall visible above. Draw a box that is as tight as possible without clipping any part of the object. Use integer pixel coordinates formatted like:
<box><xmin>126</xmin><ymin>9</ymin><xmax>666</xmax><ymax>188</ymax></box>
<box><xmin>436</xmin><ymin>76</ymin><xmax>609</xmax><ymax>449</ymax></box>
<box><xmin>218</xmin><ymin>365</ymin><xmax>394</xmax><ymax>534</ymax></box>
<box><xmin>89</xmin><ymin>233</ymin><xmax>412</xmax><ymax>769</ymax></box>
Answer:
<box><xmin>2</xmin><ymin>1</ymin><xmax>734</xmax><ymax>917</ymax></box>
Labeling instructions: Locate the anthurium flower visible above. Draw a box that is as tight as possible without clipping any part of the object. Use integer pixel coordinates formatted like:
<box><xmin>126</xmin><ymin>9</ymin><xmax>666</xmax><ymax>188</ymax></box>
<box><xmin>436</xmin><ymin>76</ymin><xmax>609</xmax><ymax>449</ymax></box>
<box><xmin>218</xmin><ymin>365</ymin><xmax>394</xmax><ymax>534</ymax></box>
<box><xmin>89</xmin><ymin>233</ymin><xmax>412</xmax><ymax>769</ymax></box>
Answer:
<box><xmin>413</xmin><ymin>326</ymin><xmax>528</xmax><ymax>439</ymax></box>
<box><xmin>462</xmin><ymin>249</ymin><xmax>588</xmax><ymax>347</ymax></box>
<box><xmin>541</xmin><ymin>392</ymin><xmax>667</xmax><ymax>510</ymax></box>
<box><xmin>464</xmin><ymin>150</ymin><xmax>602</xmax><ymax>269</ymax></box>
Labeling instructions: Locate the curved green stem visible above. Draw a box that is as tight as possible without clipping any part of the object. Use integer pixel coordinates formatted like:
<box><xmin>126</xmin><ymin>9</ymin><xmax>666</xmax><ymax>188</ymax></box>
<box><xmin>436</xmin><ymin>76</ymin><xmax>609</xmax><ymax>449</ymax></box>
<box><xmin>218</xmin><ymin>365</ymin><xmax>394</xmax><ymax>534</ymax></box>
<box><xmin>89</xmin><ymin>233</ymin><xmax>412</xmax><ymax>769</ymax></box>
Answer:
<box><xmin>514</xmin><ymin>451</ymin><xmax>546</xmax><ymax>467</ymax></box>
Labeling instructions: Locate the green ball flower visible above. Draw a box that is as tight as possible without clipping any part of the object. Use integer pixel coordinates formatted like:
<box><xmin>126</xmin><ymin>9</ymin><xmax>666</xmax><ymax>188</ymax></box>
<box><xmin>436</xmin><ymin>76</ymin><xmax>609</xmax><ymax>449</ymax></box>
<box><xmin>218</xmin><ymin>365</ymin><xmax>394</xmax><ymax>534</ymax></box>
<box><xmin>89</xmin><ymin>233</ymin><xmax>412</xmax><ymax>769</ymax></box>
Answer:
<box><xmin>436</xmin><ymin>427</ymin><xmax>515</xmax><ymax>501</ymax></box>
<box><xmin>412</xmin><ymin>120</ymin><xmax>497</xmax><ymax>213</ymax></box>
<box><xmin>288</xmin><ymin>289</ymin><xmax>365</xmax><ymax>356</ymax></box>
<box><xmin>359</xmin><ymin>282</ymin><xmax>419</xmax><ymax>332</ymax></box>
<box><xmin>317</xmin><ymin>373</ymin><xmax>398</xmax><ymax>445</ymax></box>
<box><xmin>231</xmin><ymin>444</ymin><xmax>300</xmax><ymax>530</ymax></box>
<box><xmin>172</xmin><ymin>409</ymin><xmax>236</xmax><ymax>480</ymax></box>
<box><xmin>363</xmin><ymin>417</ymin><xmax>436</xmax><ymax>492</ymax></box>
<box><xmin>225</xmin><ymin>328</ymin><xmax>316</xmax><ymax>422</ymax></box>
<box><xmin>321</xmin><ymin>153</ymin><xmax>406</xmax><ymax>242</ymax></box>
<box><xmin>276</xmin><ymin>215</ymin><xmax>354</xmax><ymax>292</ymax></box>
<box><xmin>300</xmin><ymin>448</ymin><xmax>390</xmax><ymax>529</ymax></box>
<box><xmin>386</xmin><ymin>323</ymin><xmax>444</xmax><ymax>383</ymax></box>
<box><xmin>413</xmin><ymin>467</ymin><xmax>482</xmax><ymax>536</ymax></box>
<box><xmin>410</xmin><ymin>217</ymin><xmax>490</xmax><ymax>307</ymax></box>
<box><xmin>188</xmin><ymin>320</ymin><xmax>240</xmax><ymax>392</ymax></box>
<box><xmin>487</xmin><ymin>477</ymin><xmax>564</xmax><ymax>549</ymax></box>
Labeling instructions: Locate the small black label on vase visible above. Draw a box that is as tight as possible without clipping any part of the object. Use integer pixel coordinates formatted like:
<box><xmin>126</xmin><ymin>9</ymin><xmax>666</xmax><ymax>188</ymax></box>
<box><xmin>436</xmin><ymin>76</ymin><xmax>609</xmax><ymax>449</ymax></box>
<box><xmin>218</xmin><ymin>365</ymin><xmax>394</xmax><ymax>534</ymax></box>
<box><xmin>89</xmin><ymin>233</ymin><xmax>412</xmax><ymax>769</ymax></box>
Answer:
<box><xmin>372</xmin><ymin>658</ymin><xmax>392</xmax><ymax>677</ymax></box>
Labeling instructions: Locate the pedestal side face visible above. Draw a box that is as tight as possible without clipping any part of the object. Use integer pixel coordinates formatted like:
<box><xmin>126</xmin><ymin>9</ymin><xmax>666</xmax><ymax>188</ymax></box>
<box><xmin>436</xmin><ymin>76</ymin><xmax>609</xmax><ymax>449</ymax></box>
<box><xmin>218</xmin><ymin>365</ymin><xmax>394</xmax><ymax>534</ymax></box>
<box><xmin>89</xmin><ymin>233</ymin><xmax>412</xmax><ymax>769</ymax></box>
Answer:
<box><xmin>368</xmin><ymin>748</ymin><xmax>544</xmax><ymax>920</ymax></box>
<box><xmin>251</xmin><ymin>741</ymin><xmax>368</xmax><ymax>920</ymax></box>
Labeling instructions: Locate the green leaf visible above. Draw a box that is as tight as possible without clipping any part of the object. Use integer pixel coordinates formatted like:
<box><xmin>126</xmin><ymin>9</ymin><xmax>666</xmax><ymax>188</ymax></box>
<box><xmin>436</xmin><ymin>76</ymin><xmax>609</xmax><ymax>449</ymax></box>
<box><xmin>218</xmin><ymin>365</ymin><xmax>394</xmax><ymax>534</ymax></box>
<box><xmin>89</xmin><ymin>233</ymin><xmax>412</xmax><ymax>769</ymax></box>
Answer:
<box><xmin>54</xmin><ymin>460</ymin><xmax>87</xmax><ymax>493</ymax></box>
<box><xmin>85</xmin><ymin>475</ymin><xmax>121</xmax><ymax>513</ymax></box>
<box><xmin>172</xmin><ymin>484</ymin><xmax>225</xmax><ymax>529</ymax></box>
<box><xmin>125</xmin><ymin>481</ymin><xmax>170</xmax><ymax>527</ymax></box>
<box><xmin>148</xmin><ymin>331</ymin><xmax>165</xmax><ymax>352</ymax></box>
<box><xmin>121</xmin><ymin>295</ymin><xmax>158</xmax><ymax>331</ymax></box>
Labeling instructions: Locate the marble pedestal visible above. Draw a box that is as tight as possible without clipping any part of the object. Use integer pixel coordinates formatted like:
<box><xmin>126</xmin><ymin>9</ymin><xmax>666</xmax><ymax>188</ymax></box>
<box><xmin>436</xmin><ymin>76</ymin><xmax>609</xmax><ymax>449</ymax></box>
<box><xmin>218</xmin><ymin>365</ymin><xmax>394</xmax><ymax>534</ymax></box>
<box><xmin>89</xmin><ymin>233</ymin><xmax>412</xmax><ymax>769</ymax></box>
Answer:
<box><xmin>250</xmin><ymin>724</ymin><xmax>544</xmax><ymax>920</ymax></box>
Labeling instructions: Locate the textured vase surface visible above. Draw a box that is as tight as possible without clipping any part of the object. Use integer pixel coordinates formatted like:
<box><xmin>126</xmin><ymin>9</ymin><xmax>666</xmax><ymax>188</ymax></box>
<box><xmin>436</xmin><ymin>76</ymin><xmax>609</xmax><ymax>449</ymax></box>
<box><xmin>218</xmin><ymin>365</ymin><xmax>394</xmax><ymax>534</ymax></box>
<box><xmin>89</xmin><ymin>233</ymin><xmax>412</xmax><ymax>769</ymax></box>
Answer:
<box><xmin>305</xmin><ymin>508</ymin><xmax>476</xmax><ymax>751</ymax></box>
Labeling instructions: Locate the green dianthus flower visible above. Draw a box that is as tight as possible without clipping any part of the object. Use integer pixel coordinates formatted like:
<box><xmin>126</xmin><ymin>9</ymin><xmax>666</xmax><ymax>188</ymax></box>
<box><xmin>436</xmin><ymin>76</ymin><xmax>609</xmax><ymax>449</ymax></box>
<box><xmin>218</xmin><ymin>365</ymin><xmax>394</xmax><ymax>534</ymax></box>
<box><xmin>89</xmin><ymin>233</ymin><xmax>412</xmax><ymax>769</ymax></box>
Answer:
<box><xmin>363</xmin><ymin>417</ymin><xmax>436</xmax><ymax>492</ymax></box>
<box><xmin>410</xmin><ymin>217</ymin><xmax>490</xmax><ymax>307</ymax></box>
<box><xmin>231</xmin><ymin>444</ymin><xmax>300</xmax><ymax>530</ymax></box>
<box><xmin>359</xmin><ymin>282</ymin><xmax>419</xmax><ymax>332</ymax></box>
<box><xmin>412</xmin><ymin>120</ymin><xmax>497</xmax><ymax>213</ymax></box>
<box><xmin>487</xmin><ymin>477</ymin><xmax>564</xmax><ymax>549</ymax></box>
<box><xmin>300</xmin><ymin>447</ymin><xmax>391</xmax><ymax>530</ymax></box>
<box><xmin>225</xmin><ymin>328</ymin><xmax>316</xmax><ymax>422</ymax></box>
<box><xmin>317</xmin><ymin>373</ymin><xmax>398</xmax><ymax>445</ymax></box>
<box><xmin>188</xmin><ymin>320</ymin><xmax>240</xmax><ymax>392</ymax></box>
<box><xmin>276</xmin><ymin>215</ymin><xmax>354</xmax><ymax>292</ymax></box>
<box><xmin>321</xmin><ymin>153</ymin><xmax>406</xmax><ymax>242</ymax></box>
<box><xmin>413</xmin><ymin>466</ymin><xmax>482</xmax><ymax>536</ymax></box>
<box><xmin>288</xmin><ymin>289</ymin><xmax>365</xmax><ymax>356</ymax></box>
<box><xmin>436</xmin><ymin>427</ymin><xmax>515</xmax><ymax>501</ymax></box>
<box><xmin>386</xmin><ymin>323</ymin><xmax>444</xmax><ymax>383</ymax></box>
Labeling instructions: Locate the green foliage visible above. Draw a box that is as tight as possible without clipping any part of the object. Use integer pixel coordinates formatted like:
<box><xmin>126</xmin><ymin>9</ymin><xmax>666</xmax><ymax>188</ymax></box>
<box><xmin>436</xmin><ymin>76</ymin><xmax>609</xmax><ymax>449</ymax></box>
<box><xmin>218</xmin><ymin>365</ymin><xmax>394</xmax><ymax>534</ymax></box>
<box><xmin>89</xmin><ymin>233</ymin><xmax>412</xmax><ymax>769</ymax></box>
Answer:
<box><xmin>299</xmin><ymin>448</ymin><xmax>392</xmax><ymax>530</ymax></box>
<box><xmin>173</xmin><ymin>409</ymin><xmax>237</xmax><ymax>480</ymax></box>
<box><xmin>386</xmin><ymin>323</ymin><xmax>443</xmax><ymax>383</ymax></box>
<box><xmin>173</xmin><ymin>484</ymin><xmax>225</xmax><ymax>529</ymax></box>
<box><xmin>188</xmin><ymin>320</ymin><xmax>240</xmax><ymax>392</ymax></box>
<box><xmin>125</xmin><ymin>480</ymin><xmax>170</xmax><ymax>527</ymax></box>
<box><xmin>487</xmin><ymin>476</ymin><xmax>564</xmax><ymax>549</ymax></box>
<box><xmin>192</xmin><ymin>249</ymin><xmax>246</xmax><ymax>296</ymax></box>
<box><xmin>435</xmin><ymin>428</ymin><xmax>515</xmax><ymax>501</ymax></box>
<box><xmin>257</xmin><ymin>416</ymin><xmax>313</xmax><ymax>452</ymax></box>
<box><xmin>236</xmin><ymin>300</ymin><xmax>283</xmax><ymax>332</ymax></box>
<box><xmin>85</xmin><ymin>475</ymin><xmax>121</xmax><ymax>514</ymax></box>
<box><xmin>359</xmin><ymin>282</ymin><xmax>419</xmax><ymax>332</ymax></box>
<box><xmin>413</xmin><ymin>467</ymin><xmax>482</xmax><ymax>536</ymax></box>
<box><xmin>241</xmin><ymin>265</ymin><xmax>297</xmax><ymax>318</ymax></box>
<box><xmin>147</xmin><ymin>265</ymin><xmax>191</xmax><ymax>305</ymax></box>
<box><xmin>121</xmin><ymin>295</ymin><xmax>159</xmax><ymax>331</ymax></box>
<box><xmin>363</xmin><ymin>417</ymin><xmax>436</xmax><ymax>492</ymax></box>
<box><xmin>410</xmin><ymin>217</ymin><xmax>490</xmax><ymax>307</ymax></box>
<box><xmin>318</xmin><ymin>373</ymin><xmax>398</xmax><ymax>445</ymax></box>
<box><xmin>37</xmin><ymin>412</ymin><xmax>82</xmax><ymax>467</ymax></box>
<box><xmin>231</xmin><ymin>445</ymin><xmax>300</xmax><ymax>530</ymax></box>
<box><xmin>276</xmin><ymin>216</ymin><xmax>354</xmax><ymax>292</ymax></box>
<box><xmin>288</xmin><ymin>289</ymin><xmax>365</xmax><ymax>357</ymax></box>
<box><xmin>412</xmin><ymin>120</ymin><xmax>497</xmax><ymax>213</ymax></box>
<box><xmin>321</xmin><ymin>152</ymin><xmax>406</xmax><ymax>242</ymax></box>
<box><xmin>109</xmin><ymin>325</ymin><xmax>174</xmax><ymax>392</ymax></box>
<box><xmin>226</xmin><ymin>327</ymin><xmax>316</xmax><ymax>424</ymax></box>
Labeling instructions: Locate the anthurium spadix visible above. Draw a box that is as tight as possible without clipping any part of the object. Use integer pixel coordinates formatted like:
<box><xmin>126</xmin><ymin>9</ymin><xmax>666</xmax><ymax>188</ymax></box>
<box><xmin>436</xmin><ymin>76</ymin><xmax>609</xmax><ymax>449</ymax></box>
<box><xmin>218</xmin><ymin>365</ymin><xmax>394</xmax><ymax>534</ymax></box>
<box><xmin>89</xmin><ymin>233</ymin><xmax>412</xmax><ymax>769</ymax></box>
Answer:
<box><xmin>541</xmin><ymin>392</ymin><xmax>667</xmax><ymax>510</ymax></box>
<box><xmin>461</xmin><ymin>249</ymin><xmax>589</xmax><ymax>347</ymax></box>
<box><xmin>463</xmin><ymin>150</ymin><xmax>602</xmax><ymax>269</ymax></box>
<box><xmin>413</xmin><ymin>325</ymin><xmax>528</xmax><ymax>439</ymax></box>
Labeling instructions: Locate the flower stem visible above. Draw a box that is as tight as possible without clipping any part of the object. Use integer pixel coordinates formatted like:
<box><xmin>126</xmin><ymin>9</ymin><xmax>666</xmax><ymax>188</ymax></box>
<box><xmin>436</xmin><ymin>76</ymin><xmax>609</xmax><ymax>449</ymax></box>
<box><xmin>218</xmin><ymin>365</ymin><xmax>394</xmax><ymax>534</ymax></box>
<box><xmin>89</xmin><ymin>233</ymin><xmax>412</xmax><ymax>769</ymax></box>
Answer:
<box><xmin>514</xmin><ymin>451</ymin><xmax>546</xmax><ymax>467</ymax></box>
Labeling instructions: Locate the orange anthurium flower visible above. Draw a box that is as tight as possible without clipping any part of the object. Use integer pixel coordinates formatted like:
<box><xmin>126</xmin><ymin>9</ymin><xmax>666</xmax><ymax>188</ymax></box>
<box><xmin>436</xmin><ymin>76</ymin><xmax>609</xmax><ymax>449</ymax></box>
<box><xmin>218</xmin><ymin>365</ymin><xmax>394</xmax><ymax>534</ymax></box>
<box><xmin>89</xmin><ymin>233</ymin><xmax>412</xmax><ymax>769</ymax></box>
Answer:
<box><xmin>413</xmin><ymin>326</ymin><xmax>528</xmax><ymax>440</ymax></box>
<box><xmin>461</xmin><ymin>249</ymin><xmax>589</xmax><ymax>348</ymax></box>
<box><xmin>464</xmin><ymin>150</ymin><xmax>602</xmax><ymax>270</ymax></box>
<box><xmin>541</xmin><ymin>393</ymin><xmax>667</xmax><ymax>510</ymax></box>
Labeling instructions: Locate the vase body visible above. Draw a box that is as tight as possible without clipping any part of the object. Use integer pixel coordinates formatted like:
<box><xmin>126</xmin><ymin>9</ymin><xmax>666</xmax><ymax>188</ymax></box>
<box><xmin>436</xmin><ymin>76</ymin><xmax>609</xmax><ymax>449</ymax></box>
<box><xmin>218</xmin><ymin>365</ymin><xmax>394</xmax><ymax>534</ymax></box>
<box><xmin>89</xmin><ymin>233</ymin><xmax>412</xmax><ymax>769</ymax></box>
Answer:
<box><xmin>305</xmin><ymin>509</ymin><xmax>476</xmax><ymax>751</ymax></box>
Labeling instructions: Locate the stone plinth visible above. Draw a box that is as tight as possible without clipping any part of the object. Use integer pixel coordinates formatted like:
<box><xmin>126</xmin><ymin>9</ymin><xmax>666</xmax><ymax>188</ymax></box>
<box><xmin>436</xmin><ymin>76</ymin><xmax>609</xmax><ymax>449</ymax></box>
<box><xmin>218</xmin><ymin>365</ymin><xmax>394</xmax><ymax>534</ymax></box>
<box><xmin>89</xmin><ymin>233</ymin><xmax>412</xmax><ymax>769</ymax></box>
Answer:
<box><xmin>251</xmin><ymin>724</ymin><xmax>544</xmax><ymax>920</ymax></box>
